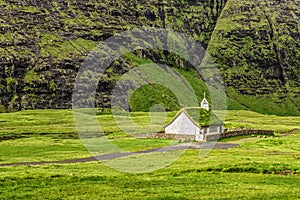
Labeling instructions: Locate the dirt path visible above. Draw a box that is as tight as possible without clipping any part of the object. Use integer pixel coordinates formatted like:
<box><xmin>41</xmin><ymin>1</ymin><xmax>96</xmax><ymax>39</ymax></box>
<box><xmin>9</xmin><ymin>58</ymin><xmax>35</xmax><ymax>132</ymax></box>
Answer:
<box><xmin>0</xmin><ymin>142</ymin><xmax>238</xmax><ymax>167</ymax></box>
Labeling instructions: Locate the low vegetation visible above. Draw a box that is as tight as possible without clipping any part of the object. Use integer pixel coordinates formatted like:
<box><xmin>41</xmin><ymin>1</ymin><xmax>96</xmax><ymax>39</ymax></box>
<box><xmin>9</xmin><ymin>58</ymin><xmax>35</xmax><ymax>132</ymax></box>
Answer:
<box><xmin>0</xmin><ymin>109</ymin><xmax>299</xmax><ymax>199</ymax></box>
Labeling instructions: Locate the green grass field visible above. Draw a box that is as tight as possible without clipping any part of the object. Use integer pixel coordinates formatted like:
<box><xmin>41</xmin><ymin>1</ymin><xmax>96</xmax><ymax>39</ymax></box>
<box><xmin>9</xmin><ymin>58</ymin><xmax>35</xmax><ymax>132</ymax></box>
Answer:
<box><xmin>0</xmin><ymin>109</ymin><xmax>299</xmax><ymax>199</ymax></box>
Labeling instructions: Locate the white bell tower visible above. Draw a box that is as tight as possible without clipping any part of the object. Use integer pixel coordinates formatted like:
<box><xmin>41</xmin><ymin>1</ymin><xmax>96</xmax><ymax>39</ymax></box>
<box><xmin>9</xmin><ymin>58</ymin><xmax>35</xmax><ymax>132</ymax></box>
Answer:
<box><xmin>201</xmin><ymin>92</ymin><xmax>209</xmax><ymax>111</ymax></box>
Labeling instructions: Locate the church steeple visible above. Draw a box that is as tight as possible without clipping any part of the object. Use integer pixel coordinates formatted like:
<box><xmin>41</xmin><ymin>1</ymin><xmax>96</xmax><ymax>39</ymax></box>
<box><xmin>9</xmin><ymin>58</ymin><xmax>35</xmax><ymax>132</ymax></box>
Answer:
<box><xmin>201</xmin><ymin>92</ymin><xmax>209</xmax><ymax>111</ymax></box>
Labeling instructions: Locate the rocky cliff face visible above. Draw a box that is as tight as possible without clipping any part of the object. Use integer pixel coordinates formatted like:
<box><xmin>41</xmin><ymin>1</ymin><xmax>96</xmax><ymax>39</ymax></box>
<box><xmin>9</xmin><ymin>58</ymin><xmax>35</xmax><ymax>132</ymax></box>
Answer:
<box><xmin>0</xmin><ymin>0</ymin><xmax>226</xmax><ymax>111</ymax></box>
<box><xmin>0</xmin><ymin>0</ymin><xmax>299</xmax><ymax>115</ymax></box>
<box><xmin>208</xmin><ymin>0</ymin><xmax>300</xmax><ymax>115</ymax></box>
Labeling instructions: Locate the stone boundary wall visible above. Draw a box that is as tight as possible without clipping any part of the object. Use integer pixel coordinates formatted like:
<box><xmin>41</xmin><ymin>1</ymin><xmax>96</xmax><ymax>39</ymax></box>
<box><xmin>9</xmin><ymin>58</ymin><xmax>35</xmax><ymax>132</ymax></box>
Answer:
<box><xmin>136</xmin><ymin>130</ymin><xmax>274</xmax><ymax>142</ymax></box>
<box><xmin>206</xmin><ymin>130</ymin><xmax>275</xmax><ymax>141</ymax></box>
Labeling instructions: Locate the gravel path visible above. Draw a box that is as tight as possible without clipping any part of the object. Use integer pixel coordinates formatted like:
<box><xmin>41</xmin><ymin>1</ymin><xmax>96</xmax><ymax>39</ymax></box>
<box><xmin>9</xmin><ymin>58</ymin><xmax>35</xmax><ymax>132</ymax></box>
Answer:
<box><xmin>0</xmin><ymin>142</ymin><xmax>238</xmax><ymax>167</ymax></box>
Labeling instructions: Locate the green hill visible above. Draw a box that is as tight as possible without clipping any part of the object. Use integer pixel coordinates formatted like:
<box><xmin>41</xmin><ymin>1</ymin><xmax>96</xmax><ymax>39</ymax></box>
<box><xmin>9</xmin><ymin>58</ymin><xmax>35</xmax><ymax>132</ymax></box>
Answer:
<box><xmin>0</xmin><ymin>0</ymin><xmax>299</xmax><ymax>116</ymax></box>
<box><xmin>208</xmin><ymin>0</ymin><xmax>300</xmax><ymax>115</ymax></box>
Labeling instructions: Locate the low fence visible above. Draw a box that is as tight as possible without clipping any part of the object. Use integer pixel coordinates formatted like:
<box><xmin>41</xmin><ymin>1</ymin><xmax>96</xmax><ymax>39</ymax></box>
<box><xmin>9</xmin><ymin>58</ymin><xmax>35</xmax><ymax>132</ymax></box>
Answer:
<box><xmin>206</xmin><ymin>130</ymin><xmax>275</xmax><ymax>141</ymax></box>
<box><xmin>137</xmin><ymin>130</ymin><xmax>274</xmax><ymax>142</ymax></box>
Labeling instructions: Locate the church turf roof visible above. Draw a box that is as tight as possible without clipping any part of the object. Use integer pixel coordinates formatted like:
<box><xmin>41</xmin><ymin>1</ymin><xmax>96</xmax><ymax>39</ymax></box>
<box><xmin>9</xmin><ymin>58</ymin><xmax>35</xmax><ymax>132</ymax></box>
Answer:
<box><xmin>166</xmin><ymin>107</ymin><xmax>223</xmax><ymax>128</ymax></box>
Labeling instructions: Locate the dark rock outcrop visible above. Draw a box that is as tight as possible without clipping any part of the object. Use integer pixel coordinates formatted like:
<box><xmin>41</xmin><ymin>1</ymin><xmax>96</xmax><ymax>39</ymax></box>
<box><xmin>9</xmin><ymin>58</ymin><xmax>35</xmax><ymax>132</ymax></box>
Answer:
<box><xmin>0</xmin><ymin>0</ymin><xmax>226</xmax><ymax>111</ymax></box>
<box><xmin>0</xmin><ymin>0</ymin><xmax>299</xmax><ymax>116</ymax></box>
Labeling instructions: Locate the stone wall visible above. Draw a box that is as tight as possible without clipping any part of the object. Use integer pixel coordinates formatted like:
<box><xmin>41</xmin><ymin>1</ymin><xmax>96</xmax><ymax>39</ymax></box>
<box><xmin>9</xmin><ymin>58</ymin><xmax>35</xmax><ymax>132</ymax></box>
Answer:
<box><xmin>206</xmin><ymin>130</ymin><xmax>275</xmax><ymax>141</ymax></box>
<box><xmin>137</xmin><ymin>129</ymin><xmax>275</xmax><ymax>142</ymax></box>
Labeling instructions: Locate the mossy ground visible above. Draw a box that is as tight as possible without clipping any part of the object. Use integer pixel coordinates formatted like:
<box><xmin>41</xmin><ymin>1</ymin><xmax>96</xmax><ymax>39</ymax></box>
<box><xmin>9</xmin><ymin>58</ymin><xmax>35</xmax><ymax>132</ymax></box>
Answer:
<box><xmin>0</xmin><ymin>109</ymin><xmax>299</xmax><ymax>199</ymax></box>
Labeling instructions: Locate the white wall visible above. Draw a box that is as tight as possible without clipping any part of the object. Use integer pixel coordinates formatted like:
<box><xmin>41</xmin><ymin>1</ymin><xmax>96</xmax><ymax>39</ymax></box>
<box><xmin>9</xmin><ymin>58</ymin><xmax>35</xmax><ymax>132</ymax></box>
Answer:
<box><xmin>165</xmin><ymin>112</ymin><xmax>200</xmax><ymax>135</ymax></box>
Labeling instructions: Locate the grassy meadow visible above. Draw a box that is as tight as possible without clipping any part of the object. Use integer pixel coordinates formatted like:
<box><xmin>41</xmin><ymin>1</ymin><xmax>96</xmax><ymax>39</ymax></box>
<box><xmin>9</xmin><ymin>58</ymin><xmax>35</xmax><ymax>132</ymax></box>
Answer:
<box><xmin>0</xmin><ymin>109</ymin><xmax>299</xmax><ymax>199</ymax></box>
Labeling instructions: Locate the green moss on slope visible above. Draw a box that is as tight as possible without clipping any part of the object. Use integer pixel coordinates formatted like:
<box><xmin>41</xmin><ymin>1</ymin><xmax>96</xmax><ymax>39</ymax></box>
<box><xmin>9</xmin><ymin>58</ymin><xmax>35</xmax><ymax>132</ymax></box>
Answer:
<box><xmin>0</xmin><ymin>0</ymin><xmax>226</xmax><ymax>111</ymax></box>
<box><xmin>0</xmin><ymin>0</ymin><xmax>299</xmax><ymax>116</ymax></box>
<box><xmin>208</xmin><ymin>0</ymin><xmax>300</xmax><ymax>115</ymax></box>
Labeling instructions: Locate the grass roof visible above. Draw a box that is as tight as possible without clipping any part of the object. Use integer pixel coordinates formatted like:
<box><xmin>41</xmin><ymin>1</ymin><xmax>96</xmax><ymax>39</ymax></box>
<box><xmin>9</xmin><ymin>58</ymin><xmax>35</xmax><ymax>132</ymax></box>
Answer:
<box><xmin>168</xmin><ymin>107</ymin><xmax>223</xmax><ymax>127</ymax></box>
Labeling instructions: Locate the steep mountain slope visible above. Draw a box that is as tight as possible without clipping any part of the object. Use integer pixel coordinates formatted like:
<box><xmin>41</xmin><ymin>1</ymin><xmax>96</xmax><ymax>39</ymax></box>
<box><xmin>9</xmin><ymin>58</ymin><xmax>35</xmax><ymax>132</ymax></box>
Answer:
<box><xmin>0</xmin><ymin>0</ymin><xmax>226</xmax><ymax>111</ymax></box>
<box><xmin>208</xmin><ymin>0</ymin><xmax>300</xmax><ymax>115</ymax></box>
<box><xmin>0</xmin><ymin>0</ymin><xmax>299</xmax><ymax>116</ymax></box>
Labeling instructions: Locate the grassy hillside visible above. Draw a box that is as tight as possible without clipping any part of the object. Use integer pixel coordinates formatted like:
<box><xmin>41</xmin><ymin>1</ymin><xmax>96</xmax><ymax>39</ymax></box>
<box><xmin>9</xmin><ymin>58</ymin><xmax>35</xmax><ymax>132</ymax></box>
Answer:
<box><xmin>0</xmin><ymin>0</ymin><xmax>226</xmax><ymax>111</ymax></box>
<box><xmin>208</xmin><ymin>0</ymin><xmax>300</xmax><ymax>115</ymax></box>
<box><xmin>0</xmin><ymin>0</ymin><xmax>299</xmax><ymax>115</ymax></box>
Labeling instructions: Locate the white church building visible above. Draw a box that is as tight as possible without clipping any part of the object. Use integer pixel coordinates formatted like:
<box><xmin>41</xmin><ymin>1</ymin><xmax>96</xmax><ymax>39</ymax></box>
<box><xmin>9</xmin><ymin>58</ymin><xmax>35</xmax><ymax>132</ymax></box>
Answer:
<box><xmin>164</xmin><ymin>96</ymin><xmax>224</xmax><ymax>141</ymax></box>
